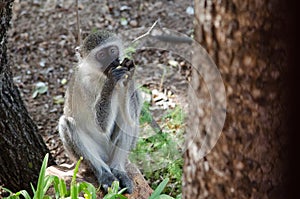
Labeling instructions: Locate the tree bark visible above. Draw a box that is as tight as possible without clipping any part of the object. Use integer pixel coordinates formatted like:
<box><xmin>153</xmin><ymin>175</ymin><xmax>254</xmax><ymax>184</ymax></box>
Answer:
<box><xmin>183</xmin><ymin>0</ymin><xmax>288</xmax><ymax>198</ymax></box>
<box><xmin>0</xmin><ymin>0</ymin><xmax>54</xmax><ymax>193</ymax></box>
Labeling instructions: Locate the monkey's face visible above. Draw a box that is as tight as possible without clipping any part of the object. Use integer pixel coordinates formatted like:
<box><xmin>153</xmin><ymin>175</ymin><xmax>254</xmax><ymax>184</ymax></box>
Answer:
<box><xmin>94</xmin><ymin>45</ymin><xmax>120</xmax><ymax>72</ymax></box>
<box><xmin>82</xmin><ymin>37</ymin><xmax>123</xmax><ymax>75</ymax></box>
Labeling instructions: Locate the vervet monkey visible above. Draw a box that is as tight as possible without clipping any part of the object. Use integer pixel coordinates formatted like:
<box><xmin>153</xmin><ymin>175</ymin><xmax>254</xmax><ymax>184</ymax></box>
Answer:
<box><xmin>58</xmin><ymin>30</ymin><xmax>142</xmax><ymax>193</ymax></box>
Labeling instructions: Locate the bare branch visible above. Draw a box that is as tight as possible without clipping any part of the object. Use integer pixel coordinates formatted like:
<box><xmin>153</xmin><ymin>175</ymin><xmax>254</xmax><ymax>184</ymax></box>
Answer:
<box><xmin>132</xmin><ymin>20</ymin><xmax>159</xmax><ymax>43</ymax></box>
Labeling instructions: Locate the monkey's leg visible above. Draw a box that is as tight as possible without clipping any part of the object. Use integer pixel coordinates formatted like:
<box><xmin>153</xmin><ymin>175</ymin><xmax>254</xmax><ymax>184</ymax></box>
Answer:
<box><xmin>95</xmin><ymin>64</ymin><xmax>137</xmax><ymax>193</ymax></box>
<box><xmin>59</xmin><ymin>116</ymin><xmax>118</xmax><ymax>190</ymax></box>
<box><xmin>110</xmin><ymin>148</ymin><xmax>135</xmax><ymax>194</ymax></box>
<box><xmin>58</xmin><ymin>115</ymin><xmax>80</xmax><ymax>161</ymax></box>
<box><xmin>108</xmin><ymin>122</ymin><xmax>139</xmax><ymax>194</ymax></box>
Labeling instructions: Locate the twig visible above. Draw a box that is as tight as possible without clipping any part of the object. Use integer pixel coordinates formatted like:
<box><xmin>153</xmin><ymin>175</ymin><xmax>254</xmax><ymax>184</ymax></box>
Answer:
<box><xmin>132</xmin><ymin>19</ymin><xmax>192</xmax><ymax>44</ymax></box>
<box><xmin>132</xmin><ymin>20</ymin><xmax>159</xmax><ymax>43</ymax></box>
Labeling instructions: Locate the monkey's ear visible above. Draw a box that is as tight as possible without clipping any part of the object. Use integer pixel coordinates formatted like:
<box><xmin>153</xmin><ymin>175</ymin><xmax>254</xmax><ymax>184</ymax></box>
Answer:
<box><xmin>75</xmin><ymin>46</ymin><xmax>83</xmax><ymax>62</ymax></box>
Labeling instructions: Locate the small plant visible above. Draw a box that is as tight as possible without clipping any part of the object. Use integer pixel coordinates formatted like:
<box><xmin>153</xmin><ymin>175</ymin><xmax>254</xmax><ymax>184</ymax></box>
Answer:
<box><xmin>149</xmin><ymin>178</ymin><xmax>175</xmax><ymax>199</ymax></box>
<box><xmin>1</xmin><ymin>153</ymin><xmax>54</xmax><ymax>199</ymax></box>
<box><xmin>1</xmin><ymin>154</ymin><xmax>98</xmax><ymax>199</ymax></box>
<box><xmin>103</xmin><ymin>181</ymin><xmax>127</xmax><ymax>199</ymax></box>
<box><xmin>124</xmin><ymin>43</ymin><xmax>138</xmax><ymax>59</ymax></box>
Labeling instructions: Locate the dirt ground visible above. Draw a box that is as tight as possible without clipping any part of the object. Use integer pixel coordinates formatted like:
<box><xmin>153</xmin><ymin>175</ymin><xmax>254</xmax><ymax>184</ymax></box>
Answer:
<box><xmin>7</xmin><ymin>0</ymin><xmax>193</xmax><ymax>165</ymax></box>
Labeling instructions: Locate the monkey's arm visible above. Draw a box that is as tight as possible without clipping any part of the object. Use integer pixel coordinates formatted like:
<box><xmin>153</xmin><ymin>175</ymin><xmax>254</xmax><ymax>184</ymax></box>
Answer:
<box><xmin>117</xmin><ymin>58</ymin><xmax>142</xmax><ymax>128</ymax></box>
<box><xmin>95</xmin><ymin>62</ymin><xmax>129</xmax><ymax>132</ymax></box>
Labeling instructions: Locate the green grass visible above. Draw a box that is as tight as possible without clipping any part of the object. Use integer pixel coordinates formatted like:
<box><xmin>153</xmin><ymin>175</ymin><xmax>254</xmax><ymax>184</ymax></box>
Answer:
<box><xmin>131</xmin><ymin>102</ymin><xmax>185</xmax><ymax>198</ymax></box>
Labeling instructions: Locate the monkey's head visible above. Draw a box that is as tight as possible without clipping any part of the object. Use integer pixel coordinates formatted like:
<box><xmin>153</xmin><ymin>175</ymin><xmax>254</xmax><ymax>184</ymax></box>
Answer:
<box><xmin>80</xmin><ymin>30</ymin><xmax>123</xmax><ymax>73</ymax></box>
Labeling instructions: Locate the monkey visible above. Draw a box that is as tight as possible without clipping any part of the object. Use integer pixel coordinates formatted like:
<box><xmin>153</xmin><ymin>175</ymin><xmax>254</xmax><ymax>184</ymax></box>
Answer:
<box><xmin>58</xmin><ymin>30</ymin><xmax>142</xmax><ymax>194</ymax></box>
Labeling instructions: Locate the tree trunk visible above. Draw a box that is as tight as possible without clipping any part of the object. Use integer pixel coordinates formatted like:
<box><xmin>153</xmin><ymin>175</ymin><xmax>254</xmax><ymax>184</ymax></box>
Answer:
<box><xmin>183</xmin><ymin>0</ymin><xmax>288</xmax><ymax>198</ymax></box>
<box><xmin>0</xmin><ymin>0</ymin><xmax>54</xmax><ymax>193</ymax></box>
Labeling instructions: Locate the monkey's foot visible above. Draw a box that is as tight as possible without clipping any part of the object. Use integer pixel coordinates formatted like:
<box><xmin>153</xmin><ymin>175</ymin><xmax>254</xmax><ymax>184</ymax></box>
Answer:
<box><xmin>99</xmin><ymin>168</ymin><xmax>119</xmax><ymax>191</ymax></box>
<box><xmin>111</xmin><ymin>168</ymin><xmax>134</xmax><ymax>194</ymax></box>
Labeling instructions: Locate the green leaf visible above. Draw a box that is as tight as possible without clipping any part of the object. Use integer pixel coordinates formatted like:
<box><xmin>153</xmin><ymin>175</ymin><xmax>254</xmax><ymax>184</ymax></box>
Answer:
<box><xmin>34</xmin><ymin>153</ymin><xmax>49</xmax><ymax>199</ymax></box>
<box><xmin>43</xmin><ymin>175</ymin><xmax>54</xmax><ymax>196</ymax></box>
<box><xmin>52</xmin><ymin>176</ymin><xmax>60</xmax><ymax>199</ymax></box>
<box><xmin>32</xmin><ymin>90</ymin><xmax>39</xmax><ymax>99</ymax></box>
<box><xmin>103</xmin><ymin>181</ymin><xmax>128</xmax><ymax>199</ymax></box>
<box><xmin>30</xmin><ymin>183</ymin><xmax>36</xmax><ymax>196</ymax></box>
<box><xmin>78</xmin><ymin>181</ymin><xmax>96</xmax><ymax>199</ymax></box>
<box><xmin>158</xmin><ymin>194</ymin><xmax>175</xmax><ymax>199</ymax></box>
<box><xmin>60</xmin><ymin>179</ymin><xmax>68</xmax><ymax>197</ymax></box>
<box><xmin>72</xmin><ymin>157</ymin><xmax>82</xmax><ymax>184</ymax></box>
<box><xmin>124</xmin><ymin>45</ymin><xmax>136</xmax><ymax>59</ymax></box>
<box><xmin>70</xmin><ymin>182</ymin><xmax>78</xmax><ymax>199</ymax></box>
<box><xmin>0</xmin><ymin>187</ymin><xmax>13</xmax><ymax>195</ymax></box>
<box><xmin>53</xmin><ymin>176</ymin><xmax>69</xmax><ymax>199</ymax></box>
<box><xmin>175</xmin><ymin>193</ymin><xmax>182</xmax><ymax>199</ymax></box>
<box><xmin>15</xmin><ymin>190</ymin><xmax>31</xmax><ymax>199</ymax></box>
<box><xmin>120</xmin><ymin>18</ymin><xmax>128</xmax><ymax>26</ymax></box>
<box><xmin>149</xmin><ymin>178</ymin><xmax>169</xmax><ymax>199</ymax></box>
<box><xmin>70</xmin><ymin>157</ymin><xmax>83</xmax><ymax>198</ymax></box>
<box><xmin>118</xmin><ymin>187</ymin><xmax>127</xmax><ymax>195</ymax></box>
<box><xmin>103</xmin><ymin>193</ymin><xmax>128</xmax><ymax>199</ymax></box>
<box><xmin>37</xmin><ymin>85</ymin><xmax>48</xmax><ymax>94</ymax></box>
<box><xmin>115</xmin><ymin>194</ymin><xmax>128</xmax><ymax>199</ymax></box>
<box><xmin>53</xmin><ymin>95</ymin><xmax>65</xmax><ymax>104</ymax></box>
<box><xmin>111</xmin><ymin>181</ymin><xmax>119</xmax><ymax>193</ymax></box>
<box><xmin>32</xmin><ymin>82</ymin><xmax>48</xmax><ymax>98</ymax></box>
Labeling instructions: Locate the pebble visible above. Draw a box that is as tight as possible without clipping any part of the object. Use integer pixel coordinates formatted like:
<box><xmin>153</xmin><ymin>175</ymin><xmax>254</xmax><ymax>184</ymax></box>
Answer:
<box><xmin>186</xmin><ymin>6</ymin><xmax>194</xmax><ymax>15</ymax></box>
<box><xmin>130</xmin><ymin>20</ymin><xmax>138</xmax><ymax>27</ymax></box>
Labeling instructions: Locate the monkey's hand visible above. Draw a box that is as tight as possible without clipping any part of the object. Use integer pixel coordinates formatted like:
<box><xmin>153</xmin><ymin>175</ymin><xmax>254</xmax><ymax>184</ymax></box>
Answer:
<box><xmin>108</xmin><ymin>66</ymin><xmax>129</xmax><ymax>84</ymax></box>
<box><xmin>121</xmin><ymin>58</ymin><xmax>135</xmax><ymax>71</ymax></box>
<box><xmin>107</xmin><ymin>63</ymin><xmax>135</xmax><ymax>87</ymax></box>
<box><xmin>104</xmin><ymin>58</ymin><xmax>121</xmax><ymax>76</ymax></box>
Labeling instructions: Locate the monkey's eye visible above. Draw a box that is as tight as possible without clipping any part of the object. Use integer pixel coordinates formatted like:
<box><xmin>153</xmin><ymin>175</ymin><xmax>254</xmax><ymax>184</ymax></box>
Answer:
<box><xmin>109</xmin><ymin>46</ymin><xmax>119</xmax><ymax>57</ymax></box>
<box><xmin>96</xmin><ymin>51</ymin><xmax>106</xmax><ymax>61</ymax></box>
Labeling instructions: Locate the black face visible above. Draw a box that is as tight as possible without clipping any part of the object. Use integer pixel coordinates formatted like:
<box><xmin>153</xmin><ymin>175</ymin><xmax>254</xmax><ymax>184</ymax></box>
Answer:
<box><xmin>95</xmin><ymin>45</ymin><xmax>120</xmax><ymax>69</ymax></box>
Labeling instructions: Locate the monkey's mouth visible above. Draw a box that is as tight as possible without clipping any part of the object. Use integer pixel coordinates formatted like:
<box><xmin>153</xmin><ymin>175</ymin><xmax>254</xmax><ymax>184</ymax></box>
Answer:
<box><xmin>103</xmin><ymin>58</ymin><xmax>120</xmax><ymax>75</ymax></box>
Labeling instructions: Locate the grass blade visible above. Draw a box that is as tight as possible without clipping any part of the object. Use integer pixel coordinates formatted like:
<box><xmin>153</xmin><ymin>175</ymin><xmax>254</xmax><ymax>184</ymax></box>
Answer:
<box><xmin>70</xmin><ymin>157</ymin><xmax>83</xmax><ymax>199</ymax></box>
<box><xmin>78</xmin><ymin>182</ymin><xmax>96</xmax><ymax>199</ymax></box>
<box><xmin>19</xmin><ymin>190</ymin><xmax>32</xmax><ymax>199</ymax></box>
<box><xmin>149</xmin><ymin>178</ymin><xmax>169</xmax><ymax>199</ymax></box>
<box><xmin>34</xmin><ymin>153</ymin><xmax>49</xmax><ymax>199</ymax></box>
<box><xmin>43</xmin><ymin>175</ymin><xmax>54</xmax><ymax>195</ymax></box>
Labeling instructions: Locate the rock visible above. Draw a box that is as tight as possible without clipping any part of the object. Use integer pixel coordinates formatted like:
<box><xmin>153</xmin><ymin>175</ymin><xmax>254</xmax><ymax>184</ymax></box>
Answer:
<box><xmin>129</xmin><ymin>20</ymin><xmax>138</xmax><ymax>27</ymax></box>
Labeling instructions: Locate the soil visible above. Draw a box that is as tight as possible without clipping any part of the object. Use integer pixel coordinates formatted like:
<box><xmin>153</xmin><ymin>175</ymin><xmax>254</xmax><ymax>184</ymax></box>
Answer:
<box><xmin>7</xmin><ymin>0</ymin><xmax>193</xmax><ymax>166</ymax></box>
